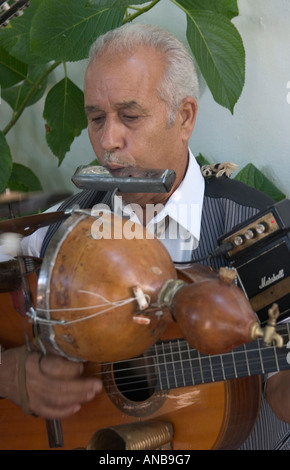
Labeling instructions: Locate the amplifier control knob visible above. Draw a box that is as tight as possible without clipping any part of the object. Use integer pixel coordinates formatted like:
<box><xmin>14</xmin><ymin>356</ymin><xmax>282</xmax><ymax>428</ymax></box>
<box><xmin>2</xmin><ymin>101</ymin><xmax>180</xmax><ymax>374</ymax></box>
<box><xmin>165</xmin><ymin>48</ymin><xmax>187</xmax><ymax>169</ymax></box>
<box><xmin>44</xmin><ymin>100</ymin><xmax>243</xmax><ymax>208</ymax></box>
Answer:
<box><xmin>245</xmin><ymin>229</ymin><xmax>256</xmax><ymax>240</ymax></box>
<box><xmin>256</xmin><ymin>222</ymin><xmax>268</xmax><ymax>234</ymax></box>
<box><xmin>234</xmin><ymin>235</ymin><xmax>245</xmax><ymax>246</ymax></box>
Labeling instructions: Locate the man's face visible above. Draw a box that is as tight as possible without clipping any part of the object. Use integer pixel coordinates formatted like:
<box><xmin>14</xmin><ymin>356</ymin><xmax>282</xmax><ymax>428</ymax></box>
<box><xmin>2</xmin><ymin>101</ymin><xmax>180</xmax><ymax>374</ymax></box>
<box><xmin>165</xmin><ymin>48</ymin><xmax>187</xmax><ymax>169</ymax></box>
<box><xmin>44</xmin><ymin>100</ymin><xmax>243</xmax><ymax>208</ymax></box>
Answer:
<box><xmin>84</xmin><ymin>46</ymin><xmax>196</xmax><ymax>205</ymax></box>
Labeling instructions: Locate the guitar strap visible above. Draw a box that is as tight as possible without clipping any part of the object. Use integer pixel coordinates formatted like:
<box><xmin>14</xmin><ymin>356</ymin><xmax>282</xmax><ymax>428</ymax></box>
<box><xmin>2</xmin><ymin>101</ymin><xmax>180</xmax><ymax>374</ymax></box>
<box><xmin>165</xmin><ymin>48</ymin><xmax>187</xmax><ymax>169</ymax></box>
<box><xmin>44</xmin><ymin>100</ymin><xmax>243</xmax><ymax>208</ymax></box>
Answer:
<box><xmin>40</xmin><ymin>189</ymin><xmax>114</xmax><ymax>258</ymax></box>
<box><xmin>40</xmin><ymin>166</ymin><xmax>273</xmax><ymax>263</ymax></box>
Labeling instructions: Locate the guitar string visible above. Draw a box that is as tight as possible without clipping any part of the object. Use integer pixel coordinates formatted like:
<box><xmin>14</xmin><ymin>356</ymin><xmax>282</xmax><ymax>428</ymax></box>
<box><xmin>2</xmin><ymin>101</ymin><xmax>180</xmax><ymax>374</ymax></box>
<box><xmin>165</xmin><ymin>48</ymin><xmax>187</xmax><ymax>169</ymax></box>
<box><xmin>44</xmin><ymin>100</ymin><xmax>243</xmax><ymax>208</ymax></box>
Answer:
<box><xmin>109</xmin><ymin>333</ymin><xmax>288</xmax><ymax>370</ymax></box>
<box><xmin>99</xmin><ymin>340</ymin><xmax>289</xmax><ymax>384</ymax></box>
<box><xmin>32</xmin><ymin>292</ymin><xmax>290</xmax><ymax>396</ymax></box>
<box><xmin>100</xmin><ymin>326</ymin><xmax>289</xmax><ymax>371</ymax></box>
<box><xmin>100</xmin><ymin>357</ymin><xmax>289</xmax><ymax>399</ymax></box>
<box><xmin>87</xmin><ymin>331</ymin><xmax>290</xmax><ymax>397</ymax></box>
<box><xmin>94</xmin><ymin>349</ymin><xmax>290</xmax><ymax>401</ymax></box>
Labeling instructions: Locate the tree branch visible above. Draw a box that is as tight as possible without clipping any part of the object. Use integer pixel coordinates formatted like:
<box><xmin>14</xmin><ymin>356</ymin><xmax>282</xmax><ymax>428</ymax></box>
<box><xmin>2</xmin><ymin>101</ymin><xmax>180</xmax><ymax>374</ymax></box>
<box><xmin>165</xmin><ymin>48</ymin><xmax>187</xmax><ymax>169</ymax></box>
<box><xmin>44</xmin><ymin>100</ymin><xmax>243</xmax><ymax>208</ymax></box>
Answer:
<box><xmin>124</xmin><ymin>0</ymin><xmax>161</xmax><ymax>23</ymax></box>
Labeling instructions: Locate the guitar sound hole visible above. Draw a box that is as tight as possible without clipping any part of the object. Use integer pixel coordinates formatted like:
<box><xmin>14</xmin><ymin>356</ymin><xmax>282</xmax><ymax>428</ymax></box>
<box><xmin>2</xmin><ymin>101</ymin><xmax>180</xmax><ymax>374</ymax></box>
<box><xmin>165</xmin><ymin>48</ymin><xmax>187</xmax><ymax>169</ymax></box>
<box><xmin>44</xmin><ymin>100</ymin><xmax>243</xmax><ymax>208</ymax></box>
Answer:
<box><xmin>113</xmin><ymin>355</ymin><xmax>157</xmax><ymax>402</ymax></box>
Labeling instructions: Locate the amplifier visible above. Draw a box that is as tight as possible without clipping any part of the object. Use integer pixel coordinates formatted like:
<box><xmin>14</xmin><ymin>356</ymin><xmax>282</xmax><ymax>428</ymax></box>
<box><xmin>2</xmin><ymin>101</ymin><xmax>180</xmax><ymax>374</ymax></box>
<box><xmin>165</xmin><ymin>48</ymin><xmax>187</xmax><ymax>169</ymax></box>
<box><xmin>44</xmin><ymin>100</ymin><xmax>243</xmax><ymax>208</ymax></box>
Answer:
<box><xmin>218</xmin><ymin>199</ymin><xmax>290</xmax><ymax>324</ymax></box>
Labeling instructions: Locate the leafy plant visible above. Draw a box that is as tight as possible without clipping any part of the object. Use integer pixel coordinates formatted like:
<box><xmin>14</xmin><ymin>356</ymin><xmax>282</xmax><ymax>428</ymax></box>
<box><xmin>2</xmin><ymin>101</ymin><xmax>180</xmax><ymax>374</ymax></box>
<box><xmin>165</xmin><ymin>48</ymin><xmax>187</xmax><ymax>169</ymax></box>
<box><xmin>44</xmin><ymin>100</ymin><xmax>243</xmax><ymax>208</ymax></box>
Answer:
<box><xmin>235</xmin><ymin>163</ymin><xmax>285</xmax><ymax>202</ymax></box>
<box><xmin>0</xmin><ymin>0</ymin><xmax>245</xmax><ymax>193</ymax></box>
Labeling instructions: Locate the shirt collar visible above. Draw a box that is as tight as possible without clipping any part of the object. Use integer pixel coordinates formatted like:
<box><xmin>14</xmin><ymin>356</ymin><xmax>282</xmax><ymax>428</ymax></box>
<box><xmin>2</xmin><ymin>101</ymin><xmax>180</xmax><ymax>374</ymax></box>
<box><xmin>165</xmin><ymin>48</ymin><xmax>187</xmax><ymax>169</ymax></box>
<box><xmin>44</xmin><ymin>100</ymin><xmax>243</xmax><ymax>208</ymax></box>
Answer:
<box><xmin>117</xmin><ymin>150</ymin><xmax>205</xmax><ymax>242</ymax></box>
<box><xmin>147</xmin><ymin>150</ymin><xmax>205</xmax><ymax>242</ymax></box>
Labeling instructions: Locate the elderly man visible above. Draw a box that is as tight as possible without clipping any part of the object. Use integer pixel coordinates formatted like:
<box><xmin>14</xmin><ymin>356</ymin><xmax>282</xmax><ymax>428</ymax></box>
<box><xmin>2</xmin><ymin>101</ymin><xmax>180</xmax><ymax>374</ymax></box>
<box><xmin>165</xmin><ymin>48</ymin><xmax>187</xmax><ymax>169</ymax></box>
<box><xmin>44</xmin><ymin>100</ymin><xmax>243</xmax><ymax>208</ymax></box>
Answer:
<box><xmin>0</xmin><ymin>23</ymin><xmax>289</xmax><ymax>449</ymax></box>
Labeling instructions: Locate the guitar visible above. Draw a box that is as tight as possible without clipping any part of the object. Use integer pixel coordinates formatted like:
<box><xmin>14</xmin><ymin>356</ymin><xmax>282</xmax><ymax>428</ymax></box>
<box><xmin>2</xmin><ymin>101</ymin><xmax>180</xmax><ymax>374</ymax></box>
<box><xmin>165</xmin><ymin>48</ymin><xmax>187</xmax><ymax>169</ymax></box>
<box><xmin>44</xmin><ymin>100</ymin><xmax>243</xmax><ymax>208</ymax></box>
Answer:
<box><xmin>0</xmin><ymin>2</ymin><xmax>288</xmax><ymax>450</ymax></box>
<box><xmin>0</xmin><ymin>286</ymin><xmax>289</xmax><ymax>450</ymax></box>
<box><xmin>0</xmin><ymin>0</ymin><xmax>30</xmax><ymax>28</ymax></box>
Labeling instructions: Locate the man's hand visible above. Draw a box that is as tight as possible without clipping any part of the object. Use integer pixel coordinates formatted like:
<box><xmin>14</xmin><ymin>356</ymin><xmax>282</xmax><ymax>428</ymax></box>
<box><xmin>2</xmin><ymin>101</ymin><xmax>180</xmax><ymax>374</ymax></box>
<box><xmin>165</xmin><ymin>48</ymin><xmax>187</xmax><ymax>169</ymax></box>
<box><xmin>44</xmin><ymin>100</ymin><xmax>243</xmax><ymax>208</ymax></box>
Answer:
<box><xmin>0</xmin><ymin>346</ymin><xmax>102</xmax><ymax>419</ymax></box>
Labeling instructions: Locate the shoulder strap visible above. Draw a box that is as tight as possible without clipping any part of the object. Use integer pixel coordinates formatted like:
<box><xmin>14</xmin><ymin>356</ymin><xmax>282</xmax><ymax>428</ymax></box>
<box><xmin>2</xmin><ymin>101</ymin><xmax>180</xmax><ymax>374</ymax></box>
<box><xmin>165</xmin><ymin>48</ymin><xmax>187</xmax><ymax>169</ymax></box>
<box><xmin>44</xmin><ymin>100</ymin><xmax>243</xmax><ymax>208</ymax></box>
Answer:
<box><xmin>202</xmin><ymin>166</ymin><xmax>274</xmax><ymax>210</ymax></box>
<box><xmin>40</xmin><ymin>190</ymin><xmax>113</xmax><ymax>257</ymax></box>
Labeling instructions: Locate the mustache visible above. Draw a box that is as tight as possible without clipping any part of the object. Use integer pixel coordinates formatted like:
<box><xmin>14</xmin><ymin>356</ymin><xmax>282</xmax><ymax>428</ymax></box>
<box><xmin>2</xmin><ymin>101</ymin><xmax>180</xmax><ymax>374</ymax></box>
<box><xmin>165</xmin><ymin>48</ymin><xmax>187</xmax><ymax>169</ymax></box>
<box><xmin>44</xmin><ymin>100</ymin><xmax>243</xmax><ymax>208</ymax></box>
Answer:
<box><xmin>102</xmin><ymin>152</ymin><xmax>133</xmax><ymax>168</ymax></box>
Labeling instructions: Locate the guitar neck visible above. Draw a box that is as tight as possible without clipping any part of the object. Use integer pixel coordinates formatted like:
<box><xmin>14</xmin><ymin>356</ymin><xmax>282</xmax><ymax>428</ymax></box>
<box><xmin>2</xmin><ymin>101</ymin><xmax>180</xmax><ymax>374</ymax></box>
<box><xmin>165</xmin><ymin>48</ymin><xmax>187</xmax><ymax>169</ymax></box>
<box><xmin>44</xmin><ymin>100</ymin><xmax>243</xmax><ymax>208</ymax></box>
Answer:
<box><xmin>0</xmin><ymin>0</ymin><xmax>30</xmax><ymax>28</ymax></box>
<box><xmin>153</xmin><ymin>323</ymin><xmax>290</xmax><ymax>391</ymax></box>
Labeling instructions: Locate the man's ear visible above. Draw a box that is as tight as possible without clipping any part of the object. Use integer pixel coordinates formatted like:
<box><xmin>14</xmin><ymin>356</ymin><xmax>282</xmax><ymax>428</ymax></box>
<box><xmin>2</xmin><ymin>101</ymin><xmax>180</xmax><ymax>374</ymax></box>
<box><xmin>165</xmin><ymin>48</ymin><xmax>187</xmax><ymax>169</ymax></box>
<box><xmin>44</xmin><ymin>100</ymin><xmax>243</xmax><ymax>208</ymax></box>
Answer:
<box><xmin>179</xmin><ymin>97</ymin><xmax>198</xmax><ymax>140</ymax></box>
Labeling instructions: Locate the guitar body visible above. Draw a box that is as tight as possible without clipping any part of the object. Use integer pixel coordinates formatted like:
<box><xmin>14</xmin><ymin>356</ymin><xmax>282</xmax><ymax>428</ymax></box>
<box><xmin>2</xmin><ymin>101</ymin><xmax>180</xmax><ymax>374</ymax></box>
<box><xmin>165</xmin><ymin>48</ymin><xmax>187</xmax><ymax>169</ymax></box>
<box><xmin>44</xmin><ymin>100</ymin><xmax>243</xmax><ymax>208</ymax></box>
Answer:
<box><xmin>0</xmin><ymin>287</ymin><xmax>261</xmax><ymax>450</ymax></box>
<box><xmin>0</xmin><ymin>373</ymin><xmax>261</xmax><ymax>451</ymax></box>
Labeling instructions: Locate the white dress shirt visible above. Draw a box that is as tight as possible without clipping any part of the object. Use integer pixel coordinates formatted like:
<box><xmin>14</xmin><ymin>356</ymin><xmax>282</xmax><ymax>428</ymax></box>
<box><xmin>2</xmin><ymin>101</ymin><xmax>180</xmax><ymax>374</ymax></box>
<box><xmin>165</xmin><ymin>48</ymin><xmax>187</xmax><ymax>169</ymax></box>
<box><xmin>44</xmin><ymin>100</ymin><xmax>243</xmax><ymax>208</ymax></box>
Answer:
<box><xmin>119</xmin><ymin>150</ymin><xmax>205</xmax><ymax>263</ymax></box>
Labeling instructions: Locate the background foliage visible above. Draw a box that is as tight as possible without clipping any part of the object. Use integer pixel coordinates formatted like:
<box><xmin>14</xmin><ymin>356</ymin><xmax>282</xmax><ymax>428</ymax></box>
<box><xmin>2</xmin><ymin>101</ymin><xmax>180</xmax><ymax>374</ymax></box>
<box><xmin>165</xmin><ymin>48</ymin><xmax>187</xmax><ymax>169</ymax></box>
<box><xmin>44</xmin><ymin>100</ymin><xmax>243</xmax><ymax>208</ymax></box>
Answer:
<box><xmin>0</xmin><ymin>0</ymin><xmax>285</xmax><ymax>200</ymax></box>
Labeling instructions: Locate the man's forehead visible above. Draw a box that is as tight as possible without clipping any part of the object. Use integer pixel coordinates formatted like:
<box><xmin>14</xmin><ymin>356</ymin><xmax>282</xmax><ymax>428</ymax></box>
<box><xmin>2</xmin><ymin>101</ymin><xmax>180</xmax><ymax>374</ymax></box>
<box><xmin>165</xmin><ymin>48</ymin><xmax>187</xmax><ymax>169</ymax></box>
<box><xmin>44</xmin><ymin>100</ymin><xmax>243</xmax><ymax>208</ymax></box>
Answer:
<box><xmin>84</xmin><ymin>50</ymin><xmax>165</xmax><ymax>113</ymax></box>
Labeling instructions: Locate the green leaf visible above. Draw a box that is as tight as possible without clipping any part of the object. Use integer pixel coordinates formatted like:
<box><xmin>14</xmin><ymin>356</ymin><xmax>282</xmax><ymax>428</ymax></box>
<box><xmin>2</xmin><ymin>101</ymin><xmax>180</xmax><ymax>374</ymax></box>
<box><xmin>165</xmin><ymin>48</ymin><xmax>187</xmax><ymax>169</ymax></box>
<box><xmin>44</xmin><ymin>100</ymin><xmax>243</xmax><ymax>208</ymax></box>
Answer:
<box><xmin>89</xmin><ymin>158</ymin><xmax>99</xmax><ymax>165</ymax></box>
<box><xmin>43</xmin><ymin>78</ymin><xmax>88</xmax><ymax>165</ymax></box>
<box><xmin>235</xmin><ymin>163</ymin><xmax>286</xmax><ymax>202</ymax></box>
<box><xmin>0</xmin><ymin>46</ymin><xmax>28</xmax><ymax>88</ymax></box>
<box><xmin>30</xmin><ymin>0</ymin><xmax>126</xmax><ymax>62</ymax></box>
<box><xmin>1</xmin><ymin>64</ymin><xmax>48</xmax><ymax>111</ymax></box>
<box><xmin>6</xmin><ymin>163</ymin><xmax>42</xmax><ymax>192</ymax></box>
<box><xmin>0</xmin><ymin>0</ymin><xmax>48</xmax><ymax>65</ymax></box>
<box><xmin>86</xmin><ymin>0</ymin><xmax>148</xmax><ymax>6</ymax></box>
<box><xmin>0</xmin><ymin>131</ymin><xmax>13</xmax><ymax>193</ymax></box>
<box><xmin>182</xmin><ymin>8</ymin><xmax>245</xmax><ymax>113</ymax></box>
<box><xmin>176</xmin><ymin>0</ymin><xmax>239</xmax><ymax>20</ymax></box>
<box><xmin>195</xmin><ymin>153</ymin><xmax>210</xmax><ymax>166</ymax></box>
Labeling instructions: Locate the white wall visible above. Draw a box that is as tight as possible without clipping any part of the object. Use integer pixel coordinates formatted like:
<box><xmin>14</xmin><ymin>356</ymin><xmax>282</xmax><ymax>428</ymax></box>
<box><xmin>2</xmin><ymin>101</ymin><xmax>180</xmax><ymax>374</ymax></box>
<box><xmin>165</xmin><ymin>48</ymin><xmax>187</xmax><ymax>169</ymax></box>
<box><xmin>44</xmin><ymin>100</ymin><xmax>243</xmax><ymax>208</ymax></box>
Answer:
<box><xmin>1</xmin><ymin>0</ymin><xmax>290</xmax><ymax>197</ymax></box>
<box><xmin>191</xmin><ymin>0</ymin><xmax>290</xmax><ymax>199</ymax></box>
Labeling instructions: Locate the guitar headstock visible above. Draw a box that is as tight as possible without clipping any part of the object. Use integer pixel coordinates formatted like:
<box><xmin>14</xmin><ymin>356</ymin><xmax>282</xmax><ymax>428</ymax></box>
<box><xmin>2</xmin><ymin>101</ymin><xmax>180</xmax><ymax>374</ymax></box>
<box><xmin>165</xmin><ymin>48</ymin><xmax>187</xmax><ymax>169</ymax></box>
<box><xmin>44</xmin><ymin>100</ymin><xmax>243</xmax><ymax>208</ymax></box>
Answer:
<box><xmin>0</xmin><ymin>0</ymin><xmax>30</xmax><ymax>28</ymax></box>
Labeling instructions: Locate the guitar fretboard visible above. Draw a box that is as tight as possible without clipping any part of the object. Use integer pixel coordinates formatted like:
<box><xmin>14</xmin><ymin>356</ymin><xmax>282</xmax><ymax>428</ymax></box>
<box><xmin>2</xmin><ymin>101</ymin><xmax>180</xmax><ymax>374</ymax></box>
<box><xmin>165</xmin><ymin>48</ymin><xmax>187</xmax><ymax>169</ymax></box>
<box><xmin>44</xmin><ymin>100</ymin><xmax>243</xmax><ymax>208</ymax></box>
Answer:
<box><xmin>153</xmin><ymin>323</ymin><xmax>290</xmax><ymax>390</ymax></box>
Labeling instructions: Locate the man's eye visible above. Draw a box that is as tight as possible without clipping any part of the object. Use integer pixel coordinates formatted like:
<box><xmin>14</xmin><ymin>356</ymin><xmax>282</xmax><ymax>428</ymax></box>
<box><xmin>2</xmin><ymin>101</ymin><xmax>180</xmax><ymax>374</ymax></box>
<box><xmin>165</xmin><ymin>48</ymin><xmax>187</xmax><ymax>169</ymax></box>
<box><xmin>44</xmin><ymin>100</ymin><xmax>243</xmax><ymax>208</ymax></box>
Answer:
<box><xmin>92</xmin><ymin>116</ymin><xmax>104</xmax><ymax>122</ymax></box>
<box><xmin>89</xmin><ymin>116</ymin><xmax>105</xmax><ymax>128</ymax></box>
<box><xmin>122</xmin><ymin>115</ymin><xmax>139</xmax><ymax>122</ymax></box>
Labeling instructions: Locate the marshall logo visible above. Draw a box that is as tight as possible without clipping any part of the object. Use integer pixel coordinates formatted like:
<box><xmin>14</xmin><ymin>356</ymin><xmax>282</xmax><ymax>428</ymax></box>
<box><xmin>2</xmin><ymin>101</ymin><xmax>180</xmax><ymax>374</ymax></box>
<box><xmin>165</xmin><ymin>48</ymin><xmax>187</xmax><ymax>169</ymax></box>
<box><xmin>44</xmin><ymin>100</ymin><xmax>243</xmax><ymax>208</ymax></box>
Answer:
<box><xmin>259</xmin><ymin>269</ymin><xmax>285</xmax><ymax>290</ymax></box>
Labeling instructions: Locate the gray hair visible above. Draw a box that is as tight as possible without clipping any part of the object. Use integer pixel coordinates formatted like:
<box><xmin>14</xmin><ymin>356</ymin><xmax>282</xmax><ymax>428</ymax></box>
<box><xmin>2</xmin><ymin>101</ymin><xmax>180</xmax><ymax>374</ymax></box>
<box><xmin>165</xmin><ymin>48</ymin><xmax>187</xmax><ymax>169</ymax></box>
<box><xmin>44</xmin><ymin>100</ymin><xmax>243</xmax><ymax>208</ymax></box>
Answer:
<box><xmin>88</xmin><ymin>23</ymin><xmax>199</xmax><ymax>125</ymax></box>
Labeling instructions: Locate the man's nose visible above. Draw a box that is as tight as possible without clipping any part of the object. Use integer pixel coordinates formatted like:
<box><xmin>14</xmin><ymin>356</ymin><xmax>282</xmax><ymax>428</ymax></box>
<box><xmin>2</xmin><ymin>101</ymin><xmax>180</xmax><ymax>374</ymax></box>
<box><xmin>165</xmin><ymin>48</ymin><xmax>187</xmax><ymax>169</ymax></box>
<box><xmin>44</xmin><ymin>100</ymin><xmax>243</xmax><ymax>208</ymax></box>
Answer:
<box><xmin>100</xmin><ymin>116</ymin><xmax>125</xmax><ymax>152</ymax></box>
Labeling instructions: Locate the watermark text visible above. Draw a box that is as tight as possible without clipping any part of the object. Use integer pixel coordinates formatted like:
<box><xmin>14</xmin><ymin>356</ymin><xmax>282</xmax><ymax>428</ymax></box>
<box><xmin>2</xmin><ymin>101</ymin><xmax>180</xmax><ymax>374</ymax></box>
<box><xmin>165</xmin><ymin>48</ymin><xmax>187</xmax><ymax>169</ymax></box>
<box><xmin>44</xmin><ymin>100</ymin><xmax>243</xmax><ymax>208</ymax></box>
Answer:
<box><xmin>89</xmin><ymin>196</ymin><xmax>200</xmax><ymax>249</ymax></box>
